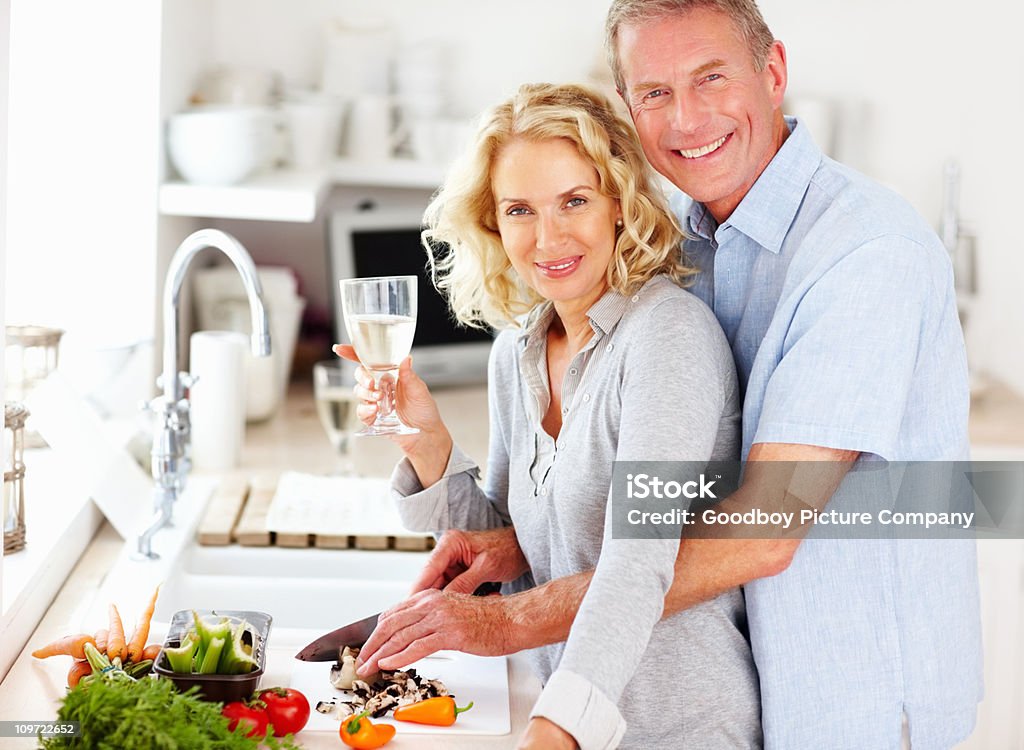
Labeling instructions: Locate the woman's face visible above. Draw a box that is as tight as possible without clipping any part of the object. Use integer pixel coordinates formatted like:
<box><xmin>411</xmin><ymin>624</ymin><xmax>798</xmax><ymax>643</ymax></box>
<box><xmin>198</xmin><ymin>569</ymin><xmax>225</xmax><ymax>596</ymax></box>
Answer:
<box><xmin>492</xmin><ymin>138</ymin><xmax>621</xmax><ymax>315</ymax></box>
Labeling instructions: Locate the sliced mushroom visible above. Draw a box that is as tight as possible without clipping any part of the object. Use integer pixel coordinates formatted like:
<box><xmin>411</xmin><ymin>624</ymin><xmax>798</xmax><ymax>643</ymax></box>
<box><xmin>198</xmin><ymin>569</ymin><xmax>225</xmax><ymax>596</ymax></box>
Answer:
<box><xmin>315</xmin><ymin>698</ymin><xmax>358</xmax><ymax>720</ymax></box>
<box><xmin>315</xmin><ymin>699</ymin><xmax>337</xmax><ymax>715</ymax></box>
<box><xmin>330</xmin><ymin>646</ymin><xmax>361</xmax><ymax>689</ymax></box>
<box><xmin>425</xmin><ymin>679</ymin><xmax>449</xmax><ymax>697</ymax></box>
<box><xmin>321</xmin><ymin>656</ymin><xmax>451</xmax><ymax>721</ymax></box>
<box><xmin>364</xmin><ymin>691</ymin><xmax>400</xmax><ymax>718</ymax></box>
<box><xmin>351</xmin><ymin>679</ymin><xmax>373</xmax><ymax>698</ymax></box>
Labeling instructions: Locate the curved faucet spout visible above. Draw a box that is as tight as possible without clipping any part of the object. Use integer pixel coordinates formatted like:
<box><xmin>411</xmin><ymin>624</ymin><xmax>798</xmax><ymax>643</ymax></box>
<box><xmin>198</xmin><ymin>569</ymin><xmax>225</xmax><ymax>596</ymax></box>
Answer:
<box><xmin>140</xmin><ymin>229</ymin><xmax>272</xmax><ymax>556</ymax></box>
<box><xmin>161</xmin><ymin>228</ymin><xmax>272</xmax><ymax>404</ymax></box>
<box><xmin>139</xmin><ymin>229</ymin><xmax>271</xmax><ymax>559</ymax></box>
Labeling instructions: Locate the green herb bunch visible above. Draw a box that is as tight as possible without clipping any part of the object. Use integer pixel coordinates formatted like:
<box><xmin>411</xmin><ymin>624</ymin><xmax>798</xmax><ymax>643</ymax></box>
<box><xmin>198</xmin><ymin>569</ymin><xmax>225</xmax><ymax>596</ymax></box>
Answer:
<box><xmin>39</xmin><ymin>676</ymin><xmax>301</xmax><ymax>749</ymax></box>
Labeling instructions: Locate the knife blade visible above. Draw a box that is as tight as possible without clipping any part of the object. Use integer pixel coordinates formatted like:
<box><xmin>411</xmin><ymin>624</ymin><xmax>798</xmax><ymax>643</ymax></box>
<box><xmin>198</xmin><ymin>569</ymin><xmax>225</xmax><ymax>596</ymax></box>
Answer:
<box><xmin>293</xmin><ymin>582</ymin><xmax>504</xmax><ymax>662</ymax></box>
<box><xmin>294</xmin><ymin>612</ymin><xmax>380</xmax><ymax>661</ymax></box>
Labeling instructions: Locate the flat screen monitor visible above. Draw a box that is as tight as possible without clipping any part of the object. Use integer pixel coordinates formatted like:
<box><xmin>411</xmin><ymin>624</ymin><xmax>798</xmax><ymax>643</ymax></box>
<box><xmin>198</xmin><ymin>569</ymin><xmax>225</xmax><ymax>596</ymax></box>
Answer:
<box><xmin>327</xmin><ymin>208</ymin><xmax>494</xmax><ymax>387</ymax></box>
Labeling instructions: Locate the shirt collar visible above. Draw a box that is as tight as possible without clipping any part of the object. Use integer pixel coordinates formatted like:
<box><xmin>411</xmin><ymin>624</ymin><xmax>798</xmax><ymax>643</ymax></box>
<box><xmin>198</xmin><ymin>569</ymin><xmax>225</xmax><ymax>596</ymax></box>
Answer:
<box><xmin>518</xmin><ymin>302</ymin><xmax>557</xmax><ymax>345</ymax></box>
<box><xmin>685</xmin><ymin>116</ymin><xmax>823</xmax><ymax>254</ymax></box>
<box><xmin>516</xmin><ymin>286</ymin><xmax>631</xmax><ymax>346</ymax></box>
<box><xmin>685</xmin><ymin>199</ymin><xmax>718</xmax><ymax>243</ymax></box>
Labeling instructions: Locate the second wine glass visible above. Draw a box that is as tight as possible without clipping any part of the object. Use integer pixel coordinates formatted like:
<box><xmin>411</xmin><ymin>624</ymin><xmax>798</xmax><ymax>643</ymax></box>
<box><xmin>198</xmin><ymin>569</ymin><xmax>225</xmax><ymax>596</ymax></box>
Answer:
<box><xmin>312</xmin><ymin>359</ymin><xmax>358</xmax><ymax>473</ymax></box>
<box><xmin>339</xmin><ymin>275</ymin><xmax>419</xmax><ymax>436</ymax></box>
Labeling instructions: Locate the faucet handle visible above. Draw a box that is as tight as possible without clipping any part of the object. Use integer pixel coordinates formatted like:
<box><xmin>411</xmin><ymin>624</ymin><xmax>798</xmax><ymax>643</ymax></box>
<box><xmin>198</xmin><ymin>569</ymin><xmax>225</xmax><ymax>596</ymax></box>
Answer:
<box><xmin>179</xmin><ymin>372</ymin><xmax>198</xmax><ymax>392</ymax></box>
<box><xmin>142</xmin><ymin>394</ymin><xmax>170</xmax><ymax>416</ymax></box>
<box><xmin>154</xmin><ymin>371</ymin><xmax>198</xmax><ymax>402</ymax></box>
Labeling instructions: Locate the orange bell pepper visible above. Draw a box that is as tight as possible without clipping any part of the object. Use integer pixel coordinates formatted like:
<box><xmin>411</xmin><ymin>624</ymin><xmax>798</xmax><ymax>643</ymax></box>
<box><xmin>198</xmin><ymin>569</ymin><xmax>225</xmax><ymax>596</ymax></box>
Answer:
<box><xmin>393</xmin><ymin>696</ymin><xmax>475</xmax><ymax>726</ymax></box>
<box><xmin>340</xmin><ymin>711</ymin><xmax>396</xmax><ymax>749</ymax></box>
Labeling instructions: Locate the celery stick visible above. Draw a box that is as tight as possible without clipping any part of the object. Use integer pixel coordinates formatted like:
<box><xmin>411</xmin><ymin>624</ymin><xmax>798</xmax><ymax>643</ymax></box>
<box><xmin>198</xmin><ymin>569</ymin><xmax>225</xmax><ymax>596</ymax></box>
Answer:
<box><xmin>217</xmin><ymin>621</ymin><xmax>258</xmax><ymax>675</ymax></box>
<box><xmin>191</xmin><ymin>612</ymin><xmax>232</xmax><ymax>673</ymax></box>
<box><xmin>162</xmin><ymin>635</ymin><xmax>197</xmax><ymax>674</ymax></box>
<box><xmin>198</xmin><ymin>636</ymin><xmax>225</xmax><ymax>674</ymax></box>
<box><xmin>192</xmin><ymin>611</ymin><xmax>233</xmax><ymax>651</ymax></box>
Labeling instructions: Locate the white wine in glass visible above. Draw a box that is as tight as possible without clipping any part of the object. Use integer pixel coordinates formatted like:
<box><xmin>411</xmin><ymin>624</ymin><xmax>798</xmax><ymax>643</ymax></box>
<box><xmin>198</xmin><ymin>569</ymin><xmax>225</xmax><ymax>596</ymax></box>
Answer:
<box><xmin>339</xmin><ymin>275</ymin><xmax>419</xmax><ymax>436</ymax></box>
<box><xmin>312</xmin><ymin>360</ymin><xmax>358</xmax><ymax>473</ymax></box>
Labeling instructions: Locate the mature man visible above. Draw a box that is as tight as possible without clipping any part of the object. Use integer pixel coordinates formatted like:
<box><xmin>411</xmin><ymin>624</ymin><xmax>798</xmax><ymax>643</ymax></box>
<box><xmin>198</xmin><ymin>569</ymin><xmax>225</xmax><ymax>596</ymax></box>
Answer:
<box><xmin>357</xmin><ymin>1</ymin><xmax>983</xmax><ymax>748</ymax></box>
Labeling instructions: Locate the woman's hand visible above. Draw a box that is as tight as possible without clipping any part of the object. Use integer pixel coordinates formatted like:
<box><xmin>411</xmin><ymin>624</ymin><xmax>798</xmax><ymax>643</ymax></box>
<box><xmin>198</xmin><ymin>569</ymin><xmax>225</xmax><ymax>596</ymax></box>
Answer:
<box><xmin>516</xmin><ymin>718</ymin><xmax>578</xmax><ymax>750</ymax></box>
<box><xmin>333</xmin><ymin>345</ymin><xmax>452</xmax><ymax>485</ymax></box>
<box><xmin>333</xmin><ymin>345</ymin><xmax>442</xmax><ymax>434</ymax></box>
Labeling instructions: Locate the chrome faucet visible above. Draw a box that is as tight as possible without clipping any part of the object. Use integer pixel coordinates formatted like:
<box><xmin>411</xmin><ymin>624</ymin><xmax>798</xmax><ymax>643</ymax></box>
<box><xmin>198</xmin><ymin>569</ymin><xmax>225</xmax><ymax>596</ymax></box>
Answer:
<box><xmin>136</xmin><ymin>229</ymin><xmax>271</xmax><ymax>560</ymax></box>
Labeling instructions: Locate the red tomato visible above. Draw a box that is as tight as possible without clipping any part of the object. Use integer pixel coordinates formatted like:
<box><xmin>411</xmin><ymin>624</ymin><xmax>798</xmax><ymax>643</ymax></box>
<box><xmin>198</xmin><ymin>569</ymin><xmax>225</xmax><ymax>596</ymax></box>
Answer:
<box><xmin>222</xmin><ymin>701</ymin><xmax>269</xmax><ymax>738</ymax></box>
<box><xmin>256</xmin><ymin>687</ymin><xmax>311</xmax><ymax>737</ymax></box>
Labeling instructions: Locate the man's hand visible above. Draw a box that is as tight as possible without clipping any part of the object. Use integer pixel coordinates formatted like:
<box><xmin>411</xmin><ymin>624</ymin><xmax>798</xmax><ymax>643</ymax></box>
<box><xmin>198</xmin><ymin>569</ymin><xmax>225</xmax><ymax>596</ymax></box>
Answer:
<box><xmin>516</xmin><ymin>718</ymin><xmax>577</xmax><ymax>750</ymax></box>
<box><xmin>356</xmin><ymin>589</ymin><xmax>513</xmax><ymax>676</ymax></box>
<box><xmin>410</xmin><ymin>527</ymin><xmax>530</xmax><ymax>595</ymax></box>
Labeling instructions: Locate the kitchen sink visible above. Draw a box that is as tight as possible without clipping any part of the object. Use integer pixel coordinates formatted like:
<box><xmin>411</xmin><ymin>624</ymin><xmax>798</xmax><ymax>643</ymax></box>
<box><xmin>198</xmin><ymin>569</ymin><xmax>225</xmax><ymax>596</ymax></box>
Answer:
<box><xmin>77</xmin><ymin>478</ymin><xmax>431</xmax><ymax>652</ymax></box>
<box><xmin>152</xmin><ymin>543</ymin><xmax>431</xmax><ymax>634</ymax></box>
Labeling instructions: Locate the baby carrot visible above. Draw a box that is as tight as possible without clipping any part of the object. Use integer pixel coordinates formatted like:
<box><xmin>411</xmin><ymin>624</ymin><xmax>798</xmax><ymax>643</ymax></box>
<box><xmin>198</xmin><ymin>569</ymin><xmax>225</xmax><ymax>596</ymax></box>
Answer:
<box><xmin>31</xmin><ymin>634</ymin><xmax>97</xmax><ymax>660</ymax></box>
<box><xmin>107</xmin><ymin>604</ymin><xmax>126</xmax><ymax>662</ymax></box>
<box><xmin>67</xmin><ymin>660</ymin><xmax>92</xmax><ymax>688</ymax></box>
<box><xmin>126</xmin><ymin>584</ymin><xmax>161</xmax><ymax>663</ymax></box>
<box><xmin>94</xmin><ymin>629</ymin><xmax>109</xmax><ymax>654</ymax></box>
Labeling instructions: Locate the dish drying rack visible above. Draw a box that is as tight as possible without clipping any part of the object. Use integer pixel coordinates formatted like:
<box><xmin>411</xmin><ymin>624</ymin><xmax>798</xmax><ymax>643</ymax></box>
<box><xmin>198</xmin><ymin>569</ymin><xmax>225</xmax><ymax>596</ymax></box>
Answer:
<box><xmin>196</xmin><ymin>471</ymin><xmax>434</xmax><ymax>551</ymax></box>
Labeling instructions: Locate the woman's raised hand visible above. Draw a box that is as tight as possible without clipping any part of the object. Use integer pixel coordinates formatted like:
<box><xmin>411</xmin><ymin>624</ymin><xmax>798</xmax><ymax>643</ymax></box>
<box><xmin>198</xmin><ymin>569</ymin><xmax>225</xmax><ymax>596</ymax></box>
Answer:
<box><xmin>333</xmin><ymin>345</ymin><xmax>453</xmax><ymax>485</ymax></box>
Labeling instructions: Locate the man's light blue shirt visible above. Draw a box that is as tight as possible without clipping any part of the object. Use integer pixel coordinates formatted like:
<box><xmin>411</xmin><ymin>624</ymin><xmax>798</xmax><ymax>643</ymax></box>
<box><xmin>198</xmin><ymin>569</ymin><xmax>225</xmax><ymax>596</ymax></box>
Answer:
<box><xmin>672</xmin><ymin>118</ymin><xmax>983</xmax><ymax>749</ymax></box>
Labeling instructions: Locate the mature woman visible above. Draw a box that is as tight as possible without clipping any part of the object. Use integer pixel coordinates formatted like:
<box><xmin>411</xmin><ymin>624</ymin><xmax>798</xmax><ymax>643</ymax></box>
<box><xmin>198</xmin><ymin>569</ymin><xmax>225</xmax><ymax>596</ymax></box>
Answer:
<box><xmin>337</xmin><ymin>83</ymin><xmax>760</xmax><ymax>749</ymax></box>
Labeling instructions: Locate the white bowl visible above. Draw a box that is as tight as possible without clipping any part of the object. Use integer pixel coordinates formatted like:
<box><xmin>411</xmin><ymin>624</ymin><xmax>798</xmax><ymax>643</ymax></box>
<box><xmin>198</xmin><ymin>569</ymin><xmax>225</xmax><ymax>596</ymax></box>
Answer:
<box><xmin>167</xmin><ymin>107</ymin><xmax>273</xmax><ymax>186</ymax></box>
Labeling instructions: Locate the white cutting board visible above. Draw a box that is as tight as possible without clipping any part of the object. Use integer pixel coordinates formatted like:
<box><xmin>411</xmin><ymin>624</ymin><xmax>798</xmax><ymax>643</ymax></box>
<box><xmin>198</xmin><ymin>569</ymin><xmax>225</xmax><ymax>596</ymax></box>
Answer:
<box><xmin>290</xmin><ymin>652</ymin><xmax>510</xmax><ymax>735</ymax></box>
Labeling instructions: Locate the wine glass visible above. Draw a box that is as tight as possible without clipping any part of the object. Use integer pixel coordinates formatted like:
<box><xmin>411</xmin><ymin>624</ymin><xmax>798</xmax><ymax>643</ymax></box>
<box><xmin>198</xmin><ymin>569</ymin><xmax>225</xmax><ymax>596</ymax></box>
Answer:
<box><xmin>312</xmin><ymin>360</ymin><xmax>358</xmax><ymax>473</ymax></box>
<box><xmin>339</xmin><ymin>275</ymin><xmax>419</xmax><ymax>436</ymax></box>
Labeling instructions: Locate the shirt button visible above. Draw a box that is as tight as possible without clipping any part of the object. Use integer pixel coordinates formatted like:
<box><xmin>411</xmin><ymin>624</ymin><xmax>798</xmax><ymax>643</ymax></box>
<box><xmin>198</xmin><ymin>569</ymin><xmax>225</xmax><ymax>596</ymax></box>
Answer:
<box><xmin>540</xmin><ymin>488</ymin><xmax>548</xmax><ymax>496</ymax></box>
<box><xmin>569</xmin><ymin>367</ymin><xmax>578</xmax><ymax>376</ymax></box>
<box><xmin>583</xmin><ymin>393</ymin><xmax>591</xmax><ymax>403</ymax></box>
<box><xmin>561</xmin><ymin>406</ymin><xmax>569</xmax><ymax>415</ymax></box>
<box><xmin>631</xmin><ymin>295</ymin><xmax>639</xmax><ymax>302</ymax></box>
<box><xmin>606</xmin><ymin>343</ymin><xmax>614</xmax><ymax>352</ymax></box>
<box><xmin>557</xmin><ymin>440</ymin><xmax>565</xmax><ymax>450</ymax></box>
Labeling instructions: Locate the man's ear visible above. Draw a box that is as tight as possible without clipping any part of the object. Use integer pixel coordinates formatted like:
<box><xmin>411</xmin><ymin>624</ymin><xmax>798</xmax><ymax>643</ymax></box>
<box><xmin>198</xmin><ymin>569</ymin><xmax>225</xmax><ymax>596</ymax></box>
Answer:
<box><xmin>764</xmin><ymin>40</ymin><xmax>788</xmax><ymax>109</ymax></box>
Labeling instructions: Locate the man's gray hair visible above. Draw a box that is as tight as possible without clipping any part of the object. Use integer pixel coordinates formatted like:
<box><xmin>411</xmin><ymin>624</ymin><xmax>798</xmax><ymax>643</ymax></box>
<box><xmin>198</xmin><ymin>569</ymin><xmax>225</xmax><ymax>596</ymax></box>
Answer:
<box><xmin>605</xmin><ymin>0</ymin><xmax>775</xmax><ymax>92</ymax></box>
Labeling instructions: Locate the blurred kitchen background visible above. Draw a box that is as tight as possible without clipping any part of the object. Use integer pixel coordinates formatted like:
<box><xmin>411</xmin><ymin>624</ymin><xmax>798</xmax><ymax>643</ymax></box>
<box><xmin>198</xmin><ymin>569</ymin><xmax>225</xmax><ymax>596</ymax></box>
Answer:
<box><xmin>3</xmin><ymin>0</ymin><xmax>1022</xmax><ymax>410</ymax></box>
<box><xmin>1</xmin><ymin>1</ymin><xmax>1023</xmax><ymax>747</ymax></box>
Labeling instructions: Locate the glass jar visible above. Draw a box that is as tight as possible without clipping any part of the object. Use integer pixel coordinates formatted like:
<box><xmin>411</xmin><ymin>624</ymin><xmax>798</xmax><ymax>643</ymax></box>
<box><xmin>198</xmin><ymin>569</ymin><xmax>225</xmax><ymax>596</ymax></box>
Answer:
<box><xmin>4</xmin><ymin>402</ymin><xmax>29</xmax><ymax>553</ymax></box>
<box><xmin>5</xmin><ymin>325</ymin><xmax>63</xmax><ymax>448</ymax></box>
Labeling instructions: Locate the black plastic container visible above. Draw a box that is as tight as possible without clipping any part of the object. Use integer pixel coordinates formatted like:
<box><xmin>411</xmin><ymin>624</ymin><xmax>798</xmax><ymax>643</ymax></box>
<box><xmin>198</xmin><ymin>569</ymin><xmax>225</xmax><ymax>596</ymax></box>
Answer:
<box><xmin>153</xmin><ymin>609</ymin><xmax>272</xmax><ymax>703</ymax></box>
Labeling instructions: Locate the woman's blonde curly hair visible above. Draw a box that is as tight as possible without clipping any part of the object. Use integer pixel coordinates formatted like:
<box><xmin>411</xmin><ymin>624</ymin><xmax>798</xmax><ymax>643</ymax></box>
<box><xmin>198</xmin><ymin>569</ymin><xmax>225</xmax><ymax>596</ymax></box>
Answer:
<box><xmin>422</xmin><ymin>82</ymin><xmax>696</xmax><ymax>330</ymax></box>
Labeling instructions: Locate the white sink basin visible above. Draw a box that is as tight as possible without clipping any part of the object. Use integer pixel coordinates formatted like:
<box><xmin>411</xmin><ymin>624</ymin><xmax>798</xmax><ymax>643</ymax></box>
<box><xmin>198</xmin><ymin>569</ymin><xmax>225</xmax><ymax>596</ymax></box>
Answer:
<box><xmin>153</xmin><ymin>544</ymin><xmax>431</xmax><ymax>633</ymax></box>
<box><xmin>79</xmin><ymin>479</ymin><xmax>431</xmax><ymax>651</ymax></box>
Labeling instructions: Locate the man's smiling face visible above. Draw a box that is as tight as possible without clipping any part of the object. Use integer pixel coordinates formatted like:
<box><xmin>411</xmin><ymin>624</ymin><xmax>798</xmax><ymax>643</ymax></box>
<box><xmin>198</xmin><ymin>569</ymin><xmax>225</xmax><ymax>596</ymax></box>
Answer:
<box><xmin>617</xmin><ymin>8</ymin><xmax>788</xmax><ymax>223</ymax></box>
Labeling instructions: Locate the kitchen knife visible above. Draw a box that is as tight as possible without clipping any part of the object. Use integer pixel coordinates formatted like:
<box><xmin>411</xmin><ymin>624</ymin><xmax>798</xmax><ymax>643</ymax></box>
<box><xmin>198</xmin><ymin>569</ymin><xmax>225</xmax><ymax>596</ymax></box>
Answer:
<box><xmin>294</xmin><ymin>611</ymin><xmax>380</xmax><ymax>661</ymax></box>
<box><xmin>293</xmin><ymin>582</ymin><xmax>503</xmax><ymax>662</ymax></box>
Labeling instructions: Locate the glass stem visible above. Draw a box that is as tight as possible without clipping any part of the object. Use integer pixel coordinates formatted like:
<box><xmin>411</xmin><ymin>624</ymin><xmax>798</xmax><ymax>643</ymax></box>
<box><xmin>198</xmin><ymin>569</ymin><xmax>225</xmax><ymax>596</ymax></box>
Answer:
<box><xmin>374</xmin><ymin>369</ymin><xmax>398</xmax><ymax>424</ymax></box>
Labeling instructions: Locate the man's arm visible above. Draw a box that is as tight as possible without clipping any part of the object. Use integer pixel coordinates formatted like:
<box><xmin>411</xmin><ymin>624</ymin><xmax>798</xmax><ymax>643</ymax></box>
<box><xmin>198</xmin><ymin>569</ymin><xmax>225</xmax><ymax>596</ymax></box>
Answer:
<box><xmin>504</xmin><ymin>442</ymin><xmax>857</xmax><ymax>647</ymax></box>
<box><xmin>358</xmin><ymin>442</ymin><xmax>858</xmax><ymax>669</ymax></box>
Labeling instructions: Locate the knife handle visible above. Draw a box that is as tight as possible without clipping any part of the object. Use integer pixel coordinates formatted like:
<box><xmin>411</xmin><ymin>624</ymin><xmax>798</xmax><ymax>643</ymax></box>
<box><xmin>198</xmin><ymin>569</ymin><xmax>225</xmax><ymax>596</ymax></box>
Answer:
<box><xmin>472</xmin><ymin>581</ymin><xmax>502</xmax><ymax>596</ymax></box>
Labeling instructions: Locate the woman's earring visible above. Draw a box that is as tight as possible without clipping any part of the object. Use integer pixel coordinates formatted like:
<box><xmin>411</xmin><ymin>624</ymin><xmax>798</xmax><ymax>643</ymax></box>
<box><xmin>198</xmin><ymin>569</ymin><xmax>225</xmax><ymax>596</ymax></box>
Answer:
<box><xmin>616</xmin><ymin>219</ymin><xmax>623</xmax><ymax>227</ymax></box>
